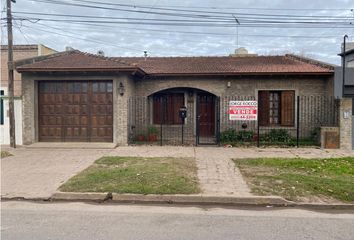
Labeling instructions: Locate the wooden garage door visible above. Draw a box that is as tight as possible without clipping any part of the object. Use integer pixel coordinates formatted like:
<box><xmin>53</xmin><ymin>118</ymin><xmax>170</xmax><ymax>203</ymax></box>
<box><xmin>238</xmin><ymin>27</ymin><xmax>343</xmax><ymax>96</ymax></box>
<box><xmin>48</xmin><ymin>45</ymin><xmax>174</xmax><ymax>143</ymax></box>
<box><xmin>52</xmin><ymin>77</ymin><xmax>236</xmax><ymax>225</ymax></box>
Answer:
<box><xmin>38</xmin><ymin>81</ymin><xmax>113</xmax><ymax>142</ymax></box>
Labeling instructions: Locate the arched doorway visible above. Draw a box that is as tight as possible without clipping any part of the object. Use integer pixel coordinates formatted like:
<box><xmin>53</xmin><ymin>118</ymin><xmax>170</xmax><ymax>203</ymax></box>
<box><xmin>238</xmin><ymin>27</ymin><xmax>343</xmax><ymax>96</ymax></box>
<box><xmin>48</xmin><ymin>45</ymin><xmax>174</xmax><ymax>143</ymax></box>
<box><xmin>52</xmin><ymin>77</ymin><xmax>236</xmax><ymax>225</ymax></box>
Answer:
<box><xmin>148</xmin><ymin>87</ymin><xmax>219</xmax><ymax>145</ymax></box>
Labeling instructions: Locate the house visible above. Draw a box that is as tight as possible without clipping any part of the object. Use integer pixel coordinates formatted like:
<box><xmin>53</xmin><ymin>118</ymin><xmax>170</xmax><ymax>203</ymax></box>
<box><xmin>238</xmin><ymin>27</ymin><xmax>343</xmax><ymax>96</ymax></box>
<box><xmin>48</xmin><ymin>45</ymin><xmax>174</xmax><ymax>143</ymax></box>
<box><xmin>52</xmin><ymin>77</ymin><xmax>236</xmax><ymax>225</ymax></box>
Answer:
<box><xmin>335</xmin><ymin>41</ymin><xmax>354</xmax><ymax>150</ymax></box>
<box><xmin>0</xmin><ymin>44</ymin><xmax>57</xmax><ymax>145</ymax></box>
<box><xmin>335</xmin><ymin>42</ymin><xmax>354</xmax><ymax>98</ymax></box>
<box><xmin>15</xmin><ymin>48</ymin><xmax>336</xmax><ymax>146</ymax></box>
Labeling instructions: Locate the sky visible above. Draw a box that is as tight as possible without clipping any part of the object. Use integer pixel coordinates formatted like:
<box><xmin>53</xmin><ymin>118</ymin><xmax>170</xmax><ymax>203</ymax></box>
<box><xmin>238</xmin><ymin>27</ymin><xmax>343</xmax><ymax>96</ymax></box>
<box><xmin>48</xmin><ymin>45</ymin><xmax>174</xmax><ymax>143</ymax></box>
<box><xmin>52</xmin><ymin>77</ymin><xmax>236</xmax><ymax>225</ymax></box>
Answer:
<box><xmin>1</xmin><ymin>0</ymin><xmax>354</xmax><ymax>65</ymax></box>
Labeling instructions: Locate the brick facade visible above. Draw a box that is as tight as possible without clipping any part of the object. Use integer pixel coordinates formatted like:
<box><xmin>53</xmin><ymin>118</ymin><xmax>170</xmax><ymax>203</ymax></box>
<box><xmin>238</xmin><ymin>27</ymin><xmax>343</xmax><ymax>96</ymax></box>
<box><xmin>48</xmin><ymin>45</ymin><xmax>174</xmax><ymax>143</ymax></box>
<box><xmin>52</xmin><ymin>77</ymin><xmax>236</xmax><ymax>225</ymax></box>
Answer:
<box><xmin>21</xmin><ymin>73</ymin><xmax>132</xmax><ymax>145</ymax></box>
<box><xmin>1</xmin><ymin>45</ymin><xmax>57</xmax><ymax>145</ymax></box>
<box><xmin>135</xmin><ymin>75</ymin><xmax>333</xmax><ymax>97</ymax></box>
<box><xmin>1</xmin><ymin>45</ymin><xmax>56</xmax><ymax>97</ymax></box>
<box><xmin>21</xmin><ymin>71</ymin><xmax>335</xmax><ymax>145</ymax></box>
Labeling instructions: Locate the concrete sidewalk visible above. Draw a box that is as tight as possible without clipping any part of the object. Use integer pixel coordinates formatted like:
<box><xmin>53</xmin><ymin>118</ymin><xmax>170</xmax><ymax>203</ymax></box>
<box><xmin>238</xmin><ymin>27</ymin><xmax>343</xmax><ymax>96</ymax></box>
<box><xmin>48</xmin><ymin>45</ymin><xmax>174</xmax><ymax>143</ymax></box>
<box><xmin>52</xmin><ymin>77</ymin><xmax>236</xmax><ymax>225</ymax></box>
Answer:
<box><xmin>1</xmin><ymin>145</ymin><xmax>353</xmax><ymax>200</ymax></box>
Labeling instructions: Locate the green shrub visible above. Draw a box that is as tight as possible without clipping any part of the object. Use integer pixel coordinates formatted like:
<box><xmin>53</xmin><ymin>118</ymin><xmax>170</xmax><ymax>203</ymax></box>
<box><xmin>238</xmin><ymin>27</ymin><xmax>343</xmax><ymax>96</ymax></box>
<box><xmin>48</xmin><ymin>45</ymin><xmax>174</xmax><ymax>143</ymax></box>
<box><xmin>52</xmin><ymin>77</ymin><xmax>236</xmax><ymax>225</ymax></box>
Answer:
<box><xmin>220</xmin><ymin>129</ymin><xmax>238</xmax><ymax>142</ymax></box>
<box><xmin>237</xmin><ymin>130</ymin><xmax>254</xmax><ymax>141</ymax></box>
<box><xmin>220</xmin><ymin>129</ymin><xmax>254</xmax><ymax>143</ymax></box>
<box><xmin>147</xmin><ymin>126</ymin><xmax>158</xmax><ymax>135</ymax></box>
<box><xmin>263</xmin><ymin>129</ymin><xmax>291</xmax><ymax>143</ymax></box>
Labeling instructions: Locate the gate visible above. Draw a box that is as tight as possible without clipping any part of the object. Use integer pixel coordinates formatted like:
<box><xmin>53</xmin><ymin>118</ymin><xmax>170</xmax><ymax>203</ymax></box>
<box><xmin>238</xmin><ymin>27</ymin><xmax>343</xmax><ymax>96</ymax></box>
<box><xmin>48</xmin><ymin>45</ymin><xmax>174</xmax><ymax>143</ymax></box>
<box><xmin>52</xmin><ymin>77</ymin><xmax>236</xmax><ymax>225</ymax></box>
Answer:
<box><xmin>196</xmin><ymin>94</ymin><xmax>220</xmax><ymax>145</ymax></box>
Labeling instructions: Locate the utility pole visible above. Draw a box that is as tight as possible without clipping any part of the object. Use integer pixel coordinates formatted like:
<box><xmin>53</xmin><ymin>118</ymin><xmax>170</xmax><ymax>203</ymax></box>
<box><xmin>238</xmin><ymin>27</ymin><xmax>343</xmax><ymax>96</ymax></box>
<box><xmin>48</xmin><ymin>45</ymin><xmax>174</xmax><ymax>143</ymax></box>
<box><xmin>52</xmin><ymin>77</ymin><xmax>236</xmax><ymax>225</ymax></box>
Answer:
<box><xmin>6</xmin><ymin>0</ymin><xmax>16</xmax><ymax>148</ymax></box>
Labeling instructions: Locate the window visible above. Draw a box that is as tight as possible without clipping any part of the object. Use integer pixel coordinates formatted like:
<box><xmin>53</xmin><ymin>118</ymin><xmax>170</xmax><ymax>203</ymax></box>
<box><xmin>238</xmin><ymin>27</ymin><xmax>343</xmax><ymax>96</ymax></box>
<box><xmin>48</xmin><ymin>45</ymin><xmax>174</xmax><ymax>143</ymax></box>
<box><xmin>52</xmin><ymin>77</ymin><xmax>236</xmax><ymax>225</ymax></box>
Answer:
<box><xmin>0</xmin><ymin>90</ymin><xmax>4</xmax><ymax>125</ymax></box>
<box><xmin>258</xmin><ymin>90</ymin><xmax>295</xmax><ymax>127</ymax></box>
<box><xmin>153</xmin><ymin>93</ymin><xmax>184</xmax><ymax>124</ymax></box>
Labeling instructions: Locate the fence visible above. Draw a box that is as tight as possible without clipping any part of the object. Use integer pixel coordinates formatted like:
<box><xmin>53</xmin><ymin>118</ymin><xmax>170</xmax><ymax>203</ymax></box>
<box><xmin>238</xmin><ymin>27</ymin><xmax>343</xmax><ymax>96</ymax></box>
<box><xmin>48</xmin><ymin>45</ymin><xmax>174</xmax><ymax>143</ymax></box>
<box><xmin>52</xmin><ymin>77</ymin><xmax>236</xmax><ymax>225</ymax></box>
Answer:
<box><xmin>220</xmin><ymin>95</ymin><xmax>339</xmax><ymax>147</ymax></box>
<box><xmin>128</xmin><ymin>96</ymin><xmax>196</xmax><ymax>146</ymax></box>
<box><xmin>128</xmin><ymin>95</ymin><xmax>339</xmax><ymax>147</ymax></box>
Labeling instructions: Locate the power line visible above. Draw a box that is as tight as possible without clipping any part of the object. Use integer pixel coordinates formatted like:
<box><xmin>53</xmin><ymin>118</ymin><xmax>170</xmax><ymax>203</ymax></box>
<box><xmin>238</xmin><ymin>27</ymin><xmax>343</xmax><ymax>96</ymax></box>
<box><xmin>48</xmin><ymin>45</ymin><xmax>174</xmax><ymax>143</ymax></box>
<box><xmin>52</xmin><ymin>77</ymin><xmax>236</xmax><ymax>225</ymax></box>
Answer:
<box><xmin>11</xmin><ymin>11</ymin><xmax>354</xmax><ymax>22</ymax></box>
<box><xmin>38</xmin><ymin>20</ymin><xmax>338</xmax><ymax>38</ymax></box>
<box><xmin>13</xmin><ymin>20</ymin><xmax>30</xmax><ymax>44</ymax></box>
<box><xmin>65</xmin><ymin>0</ymin><xmax>352</xmax><ymax>12</ymax></box>
<box><xmin>12</xmin><ymin>16</ymin><xmax>353</xmax><ymax>28</ymax></box>
<box><xmin>14</xmin><ymin>15</ymin><xmax>343</xmax><ymax>39</ymax></box>
<box><xmin>23</xmin><ymin>0</ymin><xmax>354</xmax><ymax>20</ymax></box>
<box><xmin>19</xmin><ymin>23</ymin><xmax>146</xmax><ymax>53</ymax></box>
<box><xmin>22</xmin><ymin>20</ymin><xmax>341</xmax><ymax>48</ymax></box>
<box><xmin>55</xmin><ymin>0</ymin><xmax>354</xmax><ymax>19</ymax></box>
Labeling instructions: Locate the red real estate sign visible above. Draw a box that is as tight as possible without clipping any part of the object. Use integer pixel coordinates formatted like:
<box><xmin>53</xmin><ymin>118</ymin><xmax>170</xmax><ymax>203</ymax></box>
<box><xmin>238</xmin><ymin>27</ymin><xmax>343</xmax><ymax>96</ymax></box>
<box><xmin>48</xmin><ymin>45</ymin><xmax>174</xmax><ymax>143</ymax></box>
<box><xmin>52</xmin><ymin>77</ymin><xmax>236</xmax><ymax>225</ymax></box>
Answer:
<box><xmin>229</xmin><ymin>101</ymin><xmax>258</xmax><ymax>121</ymax></box>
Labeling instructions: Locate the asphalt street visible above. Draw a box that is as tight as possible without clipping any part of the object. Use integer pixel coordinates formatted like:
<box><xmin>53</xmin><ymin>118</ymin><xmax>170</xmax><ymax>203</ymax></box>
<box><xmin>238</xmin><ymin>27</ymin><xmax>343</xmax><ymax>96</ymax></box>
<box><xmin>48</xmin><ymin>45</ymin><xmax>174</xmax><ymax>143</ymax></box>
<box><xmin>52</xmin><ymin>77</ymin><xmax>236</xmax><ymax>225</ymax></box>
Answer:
<box><xmin>1</xmin><ymin>201</ymin><xmax>354</xmax><ymax>240</ymax></box>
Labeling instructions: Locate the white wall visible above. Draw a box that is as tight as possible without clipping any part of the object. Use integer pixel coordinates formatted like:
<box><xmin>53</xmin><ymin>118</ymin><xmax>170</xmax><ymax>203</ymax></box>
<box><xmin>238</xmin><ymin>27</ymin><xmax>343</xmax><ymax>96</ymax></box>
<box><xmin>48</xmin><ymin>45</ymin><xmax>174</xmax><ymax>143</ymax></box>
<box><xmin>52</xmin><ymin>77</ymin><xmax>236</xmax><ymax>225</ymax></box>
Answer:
<box><xmin>0</xmin><ymin>88</ymin><xmax>23</xmax><ymax>145</ymax></box>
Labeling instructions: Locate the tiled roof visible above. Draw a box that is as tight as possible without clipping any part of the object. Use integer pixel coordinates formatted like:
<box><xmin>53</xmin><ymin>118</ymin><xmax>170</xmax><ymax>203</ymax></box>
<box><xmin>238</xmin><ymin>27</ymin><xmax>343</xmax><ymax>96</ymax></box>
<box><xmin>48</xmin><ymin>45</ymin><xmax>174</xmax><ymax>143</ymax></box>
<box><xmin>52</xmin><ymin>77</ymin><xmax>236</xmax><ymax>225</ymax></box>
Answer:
<box><xmin>16</xmin><ymin>50</ymin><xmax>334</xmax><ymax>75</ymax></box>
<box><xmin>16</xmin><ymin>50</ymin><xmax>138</xmax><ymax>72</ymax></box>
<box><xmin>114</xmin><ymin>54</ymin><xmax>334</xmax><ymax>75</ymax></box>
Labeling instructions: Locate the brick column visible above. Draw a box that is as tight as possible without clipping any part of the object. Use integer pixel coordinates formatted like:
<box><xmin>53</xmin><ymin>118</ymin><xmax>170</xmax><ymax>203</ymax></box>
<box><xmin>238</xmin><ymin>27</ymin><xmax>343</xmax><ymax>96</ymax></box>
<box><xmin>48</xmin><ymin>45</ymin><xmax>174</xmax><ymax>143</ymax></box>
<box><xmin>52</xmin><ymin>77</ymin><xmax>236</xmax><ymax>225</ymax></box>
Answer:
<box><xmin>339</xmin><ymin>98</ymin><xmax>352</xmax><ymax>150</ymax></box>
<box><xmin>113</xmin><ymin>75</ymin><xmax>135</xmax><ymax>146</ymax></box>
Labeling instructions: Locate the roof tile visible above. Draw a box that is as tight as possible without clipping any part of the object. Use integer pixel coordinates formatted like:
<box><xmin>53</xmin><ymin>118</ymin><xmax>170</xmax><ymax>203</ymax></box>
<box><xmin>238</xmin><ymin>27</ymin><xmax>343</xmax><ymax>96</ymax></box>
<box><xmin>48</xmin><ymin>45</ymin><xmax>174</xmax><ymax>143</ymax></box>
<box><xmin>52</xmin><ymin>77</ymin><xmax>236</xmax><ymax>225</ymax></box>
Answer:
<box><xmin>17</xmin><ymin>50</ymin><xmax>136</xmax><ymax>71</ymax></box>
<box><xmin>114</xmin><ymin>55</ymin><xmax>333</xmax><ymax>75</ymax></box>
<box><xmin>16</xmin><ymin>50</ymin><xmax>334</xmax><ymax>75</ymax></box>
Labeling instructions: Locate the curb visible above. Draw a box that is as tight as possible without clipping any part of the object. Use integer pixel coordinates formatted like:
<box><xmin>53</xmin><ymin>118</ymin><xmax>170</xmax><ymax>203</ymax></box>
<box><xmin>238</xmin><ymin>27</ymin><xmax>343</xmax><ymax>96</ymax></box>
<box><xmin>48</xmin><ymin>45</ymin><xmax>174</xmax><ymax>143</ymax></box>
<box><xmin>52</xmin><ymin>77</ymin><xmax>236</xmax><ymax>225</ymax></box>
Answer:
<box><xmin>3</xmin><ymin>193</ymin><xmax>354</xmax><ymax>210</ymax></box>
<box><xmin>50</xmin><ymin>192</ymin><xmax>292</xmax><ymax>207</ymax></box>
<box><xmin>110</xmin><ymin>193</ymin><xmax>292</xmax><ymax>207</ymax></box>
<box><xmin>51</xmin><ymin>192</ymin><xmax>110</xmax><ymax>202</ymax></box>
<box><xmin>50</xmin><ymin>192</ymin><xmax>354</xmax><ymax>209</ymax></box>
<box><xmin>1</xmin><ymin>196</ymin><xmax>51</xmax><ymax>202</ymax></box>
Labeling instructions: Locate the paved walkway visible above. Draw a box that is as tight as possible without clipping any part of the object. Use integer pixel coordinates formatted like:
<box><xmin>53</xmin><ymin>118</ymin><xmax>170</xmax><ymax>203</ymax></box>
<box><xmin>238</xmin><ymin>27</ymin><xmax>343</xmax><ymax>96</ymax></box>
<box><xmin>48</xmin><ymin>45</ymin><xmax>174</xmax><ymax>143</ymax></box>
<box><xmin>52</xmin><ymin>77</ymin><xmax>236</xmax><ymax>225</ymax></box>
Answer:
<box><xmin>195</xmin><ymin>148</ymin><xmax>251</xmax><ymax>196</ymax></box>
<box><xmin>1</xmin><ymin>145</ymin><xmax>353</xmax><ymax>199</ymax></box>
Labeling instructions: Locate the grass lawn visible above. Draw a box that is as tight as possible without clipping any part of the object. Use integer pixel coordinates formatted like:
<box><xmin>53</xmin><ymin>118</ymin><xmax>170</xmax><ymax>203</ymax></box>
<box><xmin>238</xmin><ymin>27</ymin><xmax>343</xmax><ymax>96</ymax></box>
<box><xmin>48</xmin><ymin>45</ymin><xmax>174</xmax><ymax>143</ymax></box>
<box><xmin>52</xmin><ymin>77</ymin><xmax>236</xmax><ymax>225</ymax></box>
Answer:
<box><xmin>60</xmin><ymin>156</ymin><xmax>199</xmax><ymax>194</ymax></box>
<box><xmin>234</xmin><ymin>157</ymin><xmax>354</xmax><ymax>203</ymax></box>
<box><xmin>1</xmin><ymin>151</ymin><xmax>13</xmax><ymax>158</ymax></box>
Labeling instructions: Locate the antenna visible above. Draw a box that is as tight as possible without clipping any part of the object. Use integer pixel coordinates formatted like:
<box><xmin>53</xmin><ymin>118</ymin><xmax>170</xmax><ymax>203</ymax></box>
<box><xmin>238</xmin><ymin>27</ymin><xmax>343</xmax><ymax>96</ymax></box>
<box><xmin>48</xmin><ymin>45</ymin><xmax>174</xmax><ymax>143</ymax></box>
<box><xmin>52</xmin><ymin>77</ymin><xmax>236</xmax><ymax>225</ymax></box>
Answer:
<box><xmin>233</xmin><ymin>15</ymin><xmax>240</xmax><ymax>49</ymax></box>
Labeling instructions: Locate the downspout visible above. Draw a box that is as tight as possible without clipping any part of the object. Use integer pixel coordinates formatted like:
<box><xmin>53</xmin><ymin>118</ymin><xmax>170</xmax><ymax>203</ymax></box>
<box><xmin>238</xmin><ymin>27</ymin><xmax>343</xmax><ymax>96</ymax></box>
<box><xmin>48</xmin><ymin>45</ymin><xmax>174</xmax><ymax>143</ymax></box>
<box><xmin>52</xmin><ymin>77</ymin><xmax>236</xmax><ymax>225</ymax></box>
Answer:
<box><xmin>342</xmin><ymin>35</ymin><xmax>348</xmax><ymax>98</ymax></box>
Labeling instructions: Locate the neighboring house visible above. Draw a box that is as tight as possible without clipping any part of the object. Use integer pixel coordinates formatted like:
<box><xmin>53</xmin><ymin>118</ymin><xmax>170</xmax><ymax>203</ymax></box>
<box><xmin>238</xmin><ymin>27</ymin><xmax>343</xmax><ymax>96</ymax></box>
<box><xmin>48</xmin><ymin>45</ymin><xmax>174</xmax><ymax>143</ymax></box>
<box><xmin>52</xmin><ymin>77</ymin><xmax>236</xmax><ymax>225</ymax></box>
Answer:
<box><xmin>335</xmin><ymin>42</ymin><xmax>354</xmax><ymax>149</ymax></box>
<box><xmin>0</xmin><ymin>44</ymin><xmax>57</xmax><ymax>145</ymax></box>
<box><xmin>335</xmin><ymin>42</ymin><xmax>354</xmax><ymax>97</ymax></box>
<box><xmin>16</xmin><ymin>49</ymin><xmax>335</xmax><ymax>146</ymax></box>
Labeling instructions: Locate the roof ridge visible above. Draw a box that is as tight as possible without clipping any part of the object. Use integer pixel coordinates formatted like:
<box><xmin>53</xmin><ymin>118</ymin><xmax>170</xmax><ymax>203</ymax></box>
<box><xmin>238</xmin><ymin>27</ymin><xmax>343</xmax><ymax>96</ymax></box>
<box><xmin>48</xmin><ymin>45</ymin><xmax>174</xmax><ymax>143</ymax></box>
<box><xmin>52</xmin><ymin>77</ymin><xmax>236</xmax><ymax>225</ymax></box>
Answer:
<box><xmin>285</xmin><ymin>54</ymin><xmax>336</xmax><ymax>70</ymax></box>
<box><xmin>113</xmin><ymin>55</ymin><xmax>287</xmax><ymax>59</ymax></box>
<box><xmin>78</xmin><ymin>50</ymin><xmax>136</xmax><ymax>67</ymax></box>
<box><xmin>15</xmin><ymin>50</ymin><xmax>76</xmax><ymax>67</ymax></box>
<box><xmin>16</xmin><ymin>50</ymin><xmax>137</xmax><ymax>69</ymax></box>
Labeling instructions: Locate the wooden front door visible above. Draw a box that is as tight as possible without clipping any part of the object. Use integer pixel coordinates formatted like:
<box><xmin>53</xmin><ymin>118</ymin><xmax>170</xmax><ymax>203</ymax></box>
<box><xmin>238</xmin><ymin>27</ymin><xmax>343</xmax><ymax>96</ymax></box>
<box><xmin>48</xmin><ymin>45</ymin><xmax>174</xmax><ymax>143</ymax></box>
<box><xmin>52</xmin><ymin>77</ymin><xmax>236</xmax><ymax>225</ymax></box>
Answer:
<box><xmin>197</xmin><ymin>94</ymin><xmax>215</xmax><ymax>137</ymax></box>
<box><xmin>38</xmin><ymin>81</ymin><xmax>113</xmax><ymax>142</ymax></box>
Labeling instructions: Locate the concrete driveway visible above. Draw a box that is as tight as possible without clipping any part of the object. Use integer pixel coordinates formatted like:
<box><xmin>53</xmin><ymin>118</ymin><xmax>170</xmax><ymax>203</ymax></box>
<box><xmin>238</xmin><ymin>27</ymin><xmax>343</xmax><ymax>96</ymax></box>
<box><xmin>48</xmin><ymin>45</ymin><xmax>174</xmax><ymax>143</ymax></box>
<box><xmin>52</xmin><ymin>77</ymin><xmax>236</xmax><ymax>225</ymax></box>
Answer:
<box><xmin>1</xmin><ymin>147</ymin><xmax>109</xmax><ymax>199</ymax></box>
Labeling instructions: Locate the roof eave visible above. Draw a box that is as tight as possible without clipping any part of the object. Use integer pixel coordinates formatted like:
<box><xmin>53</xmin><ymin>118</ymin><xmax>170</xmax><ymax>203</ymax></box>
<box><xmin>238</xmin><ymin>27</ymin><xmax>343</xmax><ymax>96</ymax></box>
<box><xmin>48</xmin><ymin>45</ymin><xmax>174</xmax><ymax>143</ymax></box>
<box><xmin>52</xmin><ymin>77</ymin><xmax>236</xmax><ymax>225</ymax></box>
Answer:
<box><xmin>338</xmin><ymin>49</ymin><xmax>354</xmax><ymax>56</ymax></box>
<box><xmin>146</xmin><ymin>71</ymin><xmax>334</xmax><ymax>77</ymax></box>
<box><xmin>16</xmin><ymin>67</ymin><xmax>146</xmax><ymax>75</ymax></box>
